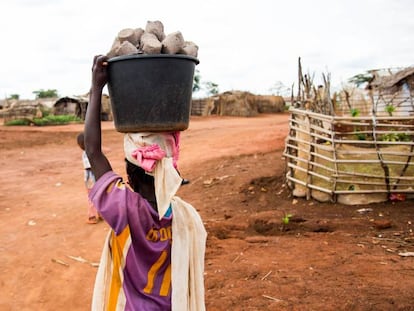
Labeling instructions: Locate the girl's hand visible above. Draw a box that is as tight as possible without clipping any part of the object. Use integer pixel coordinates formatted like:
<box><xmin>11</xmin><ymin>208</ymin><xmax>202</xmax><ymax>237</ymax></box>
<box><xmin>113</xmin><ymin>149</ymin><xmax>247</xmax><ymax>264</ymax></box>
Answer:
<box><xmin>91</xmin><ymin>55</ymin><xmax>108</xmax><ymax>91</ymax></box>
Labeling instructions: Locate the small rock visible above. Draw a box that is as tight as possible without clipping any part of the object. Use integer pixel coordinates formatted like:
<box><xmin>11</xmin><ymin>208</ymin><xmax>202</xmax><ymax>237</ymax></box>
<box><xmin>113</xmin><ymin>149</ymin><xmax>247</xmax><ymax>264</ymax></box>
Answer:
<box><xmin>372</xmin><ymin>220</ymin><xmax>392</xmax><ymax>230</ymax></box>
<box><xmin>399</xmin><ymin>252</ymin><xmax>414</xmax><ymax>257</ymax></box>
<box><xmin>28</xmin><ymin>220</ymin><xmax>36</xmax><ymax>226</ymax></box>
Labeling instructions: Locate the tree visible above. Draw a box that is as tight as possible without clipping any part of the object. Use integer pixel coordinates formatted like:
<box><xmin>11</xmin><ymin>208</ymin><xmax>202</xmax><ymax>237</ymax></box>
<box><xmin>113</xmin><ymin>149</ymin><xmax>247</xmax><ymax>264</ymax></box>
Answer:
<box><xmin>204</xmin><ymin>81</ymin><xmax>219</xmax><ymax>96</ymax></box>
<box><xmin>348</xmin><ymin>72</ymin><xmax>373</xmax><ymax>88</ymax></box>
<box><xmin>33</xmin><ymin>89</ymin><xmax>59</xmax><ymax>98</ymax></box>
<box><xmin>7</xmin><ymin>94</ymin><xmax>20</xmax><ymax>100</ymax></box>
<box><xmin>193</xmin><ymin>70</ymin><xmax>201</xmax><ymax>92</ymax></box>
<box><xmin>269</xmin><ymin>81</ymin><xmax>291</xmax><ymax>97</ymax></box>
<box><xmin>193</xmin><ymin>70</ymin><xmax>219</xmax><ymax>97</ymax></box>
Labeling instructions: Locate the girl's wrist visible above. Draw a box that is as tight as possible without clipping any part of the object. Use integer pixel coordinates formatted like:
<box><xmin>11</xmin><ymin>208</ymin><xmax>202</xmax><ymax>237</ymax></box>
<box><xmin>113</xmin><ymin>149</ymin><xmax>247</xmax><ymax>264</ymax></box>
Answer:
<box><xmin>90</xmin><ymin>86</ymin><xmax>103</xmax><ymax>95</ymax></box>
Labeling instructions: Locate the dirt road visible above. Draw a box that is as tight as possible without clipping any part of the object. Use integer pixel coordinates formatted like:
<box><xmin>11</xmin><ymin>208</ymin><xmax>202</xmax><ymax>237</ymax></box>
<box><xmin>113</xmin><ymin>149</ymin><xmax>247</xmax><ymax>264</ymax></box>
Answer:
<box><xmin>1</xmin><ymin>113</ymin><xmax>414</xmax><ymax>310</ymax></box>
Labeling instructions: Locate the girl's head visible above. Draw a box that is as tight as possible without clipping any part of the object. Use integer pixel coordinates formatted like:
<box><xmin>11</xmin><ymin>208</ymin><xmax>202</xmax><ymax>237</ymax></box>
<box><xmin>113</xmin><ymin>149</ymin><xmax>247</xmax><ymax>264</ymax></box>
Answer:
<box><xmin>123</xmin><ymin>132</ymin><xmax>181</xmax><ymax>215</ymax></box>
<box><xmin>125</xmin><ymin>159</ymin><xmax>154</xmax><ymax>193</ymax></box>
<box><xmin>77</xmin><ymin>132</ymin><xmax>85</xmax><ymax>150</ymax></box>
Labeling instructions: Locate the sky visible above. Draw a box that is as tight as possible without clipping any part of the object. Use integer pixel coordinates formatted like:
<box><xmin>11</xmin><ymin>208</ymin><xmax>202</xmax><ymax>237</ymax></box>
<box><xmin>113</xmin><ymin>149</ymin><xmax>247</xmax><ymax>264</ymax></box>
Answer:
<box><xmin>1</xmin><ymin>0</ymin><xmax>413</xmax><ymax>100</ymax></box>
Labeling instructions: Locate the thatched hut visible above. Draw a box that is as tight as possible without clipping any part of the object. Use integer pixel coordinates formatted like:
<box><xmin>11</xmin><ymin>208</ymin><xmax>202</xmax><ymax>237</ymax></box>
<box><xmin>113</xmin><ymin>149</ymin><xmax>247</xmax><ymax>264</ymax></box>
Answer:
<box><xmin>53</xmin><ymin>96</ymin><xmax>87</xmax><ymax>119</ymax></box>
<box><xmin>368</xmin><ymin>66</ymin><xmax>414</xmax><ymax>94</ymax></box>
<box><xmin>190</xmin><ymin>92</ymin><xmax>286</xmax><ymax>117</ymax></box>
<box><xmin>191</xmin><ymin>97</ymin><xmax>216</xmax><ymax>116</ymax></box>
<box><xmin>255</xmin><ymin>95</ymin><xmax>285</xmax><ymax>113</ymax></box>
<box><xmin>367</xmin><ymin>66</ymin><xmax>414</xmax><ymax>116</ymax></box>
<box><xmin>213</xmin><ymin>91</ymin><xmax>258</xmax><ymax>117</ymax></box>
<box><xmin>0</xmin><ymin>100</ymin><xmax>43</xmax><ymax>123</ymax></box>
<box><xmin>53</xmin><ymin>94</ymin><xmax>113</xmax><ymax>121</ymax></box>
<box><xmin>100</xmin><ymin>94</ymin><xmax>113</xmax><ymax>121</ymax></box>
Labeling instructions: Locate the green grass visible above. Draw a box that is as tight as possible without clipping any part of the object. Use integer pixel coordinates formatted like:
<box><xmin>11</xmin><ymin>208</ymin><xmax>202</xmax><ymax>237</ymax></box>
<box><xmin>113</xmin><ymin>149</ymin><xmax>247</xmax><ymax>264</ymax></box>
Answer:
<box><xmin>5</xmin><ymin>115</ymin><xmax>81</xmax><ymax>126</ymax></box>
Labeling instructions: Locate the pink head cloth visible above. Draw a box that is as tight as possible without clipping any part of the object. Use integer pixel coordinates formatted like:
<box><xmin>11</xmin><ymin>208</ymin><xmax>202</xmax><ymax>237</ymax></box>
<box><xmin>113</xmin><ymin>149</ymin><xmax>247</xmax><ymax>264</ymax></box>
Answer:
<box><xmin>131</xmin><ymin>144</ymin><xmax>166</xmax><ymax>172</ymax></box>
<box><xmin>126</xmin><ymin>132</ymin><xmax>180</xmax><ymax>172</ymax></box>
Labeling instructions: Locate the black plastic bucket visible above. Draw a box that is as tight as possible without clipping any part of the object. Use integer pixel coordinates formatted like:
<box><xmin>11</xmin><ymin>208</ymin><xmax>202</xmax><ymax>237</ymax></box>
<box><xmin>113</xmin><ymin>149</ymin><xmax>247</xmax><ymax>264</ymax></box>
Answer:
<box><xmin>107</xmin><ymin>54</ymin><xmax>199</xmax><ymax>133</ymax></box>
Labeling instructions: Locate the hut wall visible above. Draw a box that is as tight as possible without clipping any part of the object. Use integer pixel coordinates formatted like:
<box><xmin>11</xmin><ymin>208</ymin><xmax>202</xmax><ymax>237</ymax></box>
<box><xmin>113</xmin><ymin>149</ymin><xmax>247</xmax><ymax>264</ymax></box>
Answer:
<box><xmin>53</xmin><ymin>102</ymin><xmax>77</xmax><ymax>115</ymax></box>
<box><xmin>191</xmin><ymin>98</ymin><xmax>215</xmax><ymax>116</ymax></box>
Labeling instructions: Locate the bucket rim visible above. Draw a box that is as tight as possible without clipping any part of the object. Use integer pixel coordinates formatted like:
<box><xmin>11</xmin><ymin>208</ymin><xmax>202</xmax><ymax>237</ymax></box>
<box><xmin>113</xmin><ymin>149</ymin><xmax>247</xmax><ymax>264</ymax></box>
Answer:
<box><xmin>108</xmin><ymin>53</ymin><xmax>200</xmax><ymax>65</ymax></box>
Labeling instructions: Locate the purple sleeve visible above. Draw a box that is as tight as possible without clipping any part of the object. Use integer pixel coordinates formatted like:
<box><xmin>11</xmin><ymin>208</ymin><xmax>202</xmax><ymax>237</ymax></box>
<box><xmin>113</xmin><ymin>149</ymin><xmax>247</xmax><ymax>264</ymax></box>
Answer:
<box><xmin>89</xmin><ymin>171</ymin><xmax>132</xmax><ymax>234</ymax></box>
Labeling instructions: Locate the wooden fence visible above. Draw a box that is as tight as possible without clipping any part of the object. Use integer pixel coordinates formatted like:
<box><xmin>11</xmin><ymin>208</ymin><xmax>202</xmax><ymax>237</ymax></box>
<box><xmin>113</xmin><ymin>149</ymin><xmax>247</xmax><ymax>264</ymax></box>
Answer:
<box><xmin>284</xmin><ymin>108</ymin><xmax>414</xmax><ymax>204</ymax></box>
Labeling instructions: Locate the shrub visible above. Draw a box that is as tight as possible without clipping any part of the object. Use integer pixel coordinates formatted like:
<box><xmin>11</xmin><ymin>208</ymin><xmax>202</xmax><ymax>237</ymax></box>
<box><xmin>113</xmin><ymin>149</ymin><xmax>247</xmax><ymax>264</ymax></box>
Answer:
<box><xmin>5</xmin><ymin>115</ymin><xmax>81</xmax><ymax>126</ymax></box>
<box><xmin>4</xmin><ymin>119</ymin><xmax>31</xmax><ymax>126</ymax></box>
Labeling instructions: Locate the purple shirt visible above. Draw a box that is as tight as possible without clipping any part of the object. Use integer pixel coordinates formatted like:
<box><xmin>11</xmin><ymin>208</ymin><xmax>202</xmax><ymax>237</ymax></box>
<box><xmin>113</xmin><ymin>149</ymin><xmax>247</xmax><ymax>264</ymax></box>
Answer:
<box><xmin>90</xmin><ymin>171</ymin><xmax>172</xmax><ymax>311</ymax></box>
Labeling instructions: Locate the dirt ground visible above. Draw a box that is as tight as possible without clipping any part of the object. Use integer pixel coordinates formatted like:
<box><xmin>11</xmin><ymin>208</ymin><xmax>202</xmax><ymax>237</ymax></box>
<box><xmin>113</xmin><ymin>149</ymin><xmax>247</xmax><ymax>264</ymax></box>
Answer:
<box><xmin>1</xmin><ymin>113</ymin><xmax>414</xmax><ymax>311</ymax></box>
